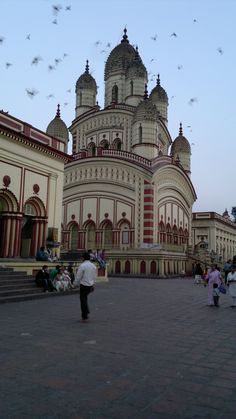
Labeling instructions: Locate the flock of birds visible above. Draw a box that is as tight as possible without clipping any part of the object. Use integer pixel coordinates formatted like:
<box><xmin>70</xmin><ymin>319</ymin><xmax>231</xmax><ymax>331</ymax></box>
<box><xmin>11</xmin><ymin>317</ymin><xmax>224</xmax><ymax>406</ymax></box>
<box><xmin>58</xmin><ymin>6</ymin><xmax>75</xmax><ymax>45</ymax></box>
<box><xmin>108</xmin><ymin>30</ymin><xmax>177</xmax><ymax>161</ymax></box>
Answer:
<box><xmin>0</xmin><ymin>4</ymin><xmax>225</xmax><ymax>138</ymax></box>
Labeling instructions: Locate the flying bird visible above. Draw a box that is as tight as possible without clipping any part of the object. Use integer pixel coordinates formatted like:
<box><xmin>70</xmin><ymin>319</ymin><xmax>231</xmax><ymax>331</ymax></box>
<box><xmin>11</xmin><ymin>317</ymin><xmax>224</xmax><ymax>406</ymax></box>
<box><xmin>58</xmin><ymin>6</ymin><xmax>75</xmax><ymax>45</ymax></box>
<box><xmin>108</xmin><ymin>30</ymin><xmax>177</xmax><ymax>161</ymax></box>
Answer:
<box><xmin>52</xmin><ymin>4</ymin><xmax>62</xmax><ymax>15</ymax></box>
<box><xmin>47</xmin><ymin>94</ymin><xmax>55</xmax><ymax>99</ymax></box>
<box><xmin>217</xmin><ymin>47</ymin><xmax>224</xmax><ymax>55</ymax></box>
<box><xmin>52</xmin><ymin>19</ymin><xmax>58</xmax><ymax>25</ymax></box>
<box><xmin>191</xmin><ymin>142</ymin><xmax>195</xmax><ymax>146</ymax></box>
<box><xmin>63</xmin><ymin>53</ymin><xmax>68</xmax><ymax>58</ymax></box>
<box><xmin>100</xmin><ymin>50</ymin><xmax>106</xmax><ymax>54</ymax></box>
<box><xmin>187</xmin><ymin>125</ymin><xmax>191</xmax><ymax>128</ymax></box>
<box><xmin>94</xmin><ymin>40</ymin><xmax>102</xmax><ymax>47</ymax></box>
<box><xmin>0</xmin><ymin>36</ymin><xmax>5</xmax><ymax>44</ymax></box>
<box><xmin>150</xmin><ymin>58</ymin><xmax>154</xmax><ymax>63</ymax></box>
<box><xmin>151</xmin><ymin>34</ymin><xmax>157</xmax><ymax>41</ymax></box>
<box><xmin>5</xmin><ymin>62</ymin><xmax>12</xmax><ymax>69</ymax></box>
<box><xmin>106</xmin><ymin>42</ymin><xmax>111</xmax><ymax>48</ymax></box>
<box><xmin>25</xmin><ymin>88</ymin><xmax>38</xmax><ymax>98</ymax></box>
<box><xmin>188</xmin><ymin>97</ymin><xmax>198</xmax><ymax>106</ymax></box>
<box><xmin>177</xmin><ymin>65</ymin><xmax>183</xmax><ymax>70</ymax></box>
<box><xmin>64</xmin><ymin>102</ymin><xmax>69</xmax><ymax>106</ymax></box>
<box><xmin>31</xmin><ymin>56</ymin><xmax>43</xmax><ymax>65</ymax></box>
<box><xmin>67</xmin><ymin>89</ymin><xmax>71</xmax><ymax>93</ymax></box>
<box><xmin>48</xmin><ymin>65</ymin><xmax>56</xmax><ymax>71</ymax></box>
<box><xmin>54</xmin><ymin>58</ymin><xmax>62</xmax><ymax>65</ymax></box>
<box><xmin>171</xmin><ymin>32</ymin><xmax>177</xmax><ymax>37</ymax></box>
<box><xmin>65</xmin><ymin>5</ymin><xmax>71</xmax><ymax>11</ymax></box>
<box><xmin>26</xmin><ymin>34</ymin><xmax>31</xmax><ymax>40</ymax></box>
<box><xmin>193</xmin><ymin>19</ymin><xmax>197</xmax><ymax>23</ymax></box>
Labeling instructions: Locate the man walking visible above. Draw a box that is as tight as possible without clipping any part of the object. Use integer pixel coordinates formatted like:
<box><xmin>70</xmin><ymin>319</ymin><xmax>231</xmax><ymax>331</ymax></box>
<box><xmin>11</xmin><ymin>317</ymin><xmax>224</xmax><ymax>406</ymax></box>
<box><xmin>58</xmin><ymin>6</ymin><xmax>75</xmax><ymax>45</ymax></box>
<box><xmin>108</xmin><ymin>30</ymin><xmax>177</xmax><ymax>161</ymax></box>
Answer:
<box><xmin>75</xmin><ymin>252</ymin><xmax>96</xmax><ymax>321</ymax></box>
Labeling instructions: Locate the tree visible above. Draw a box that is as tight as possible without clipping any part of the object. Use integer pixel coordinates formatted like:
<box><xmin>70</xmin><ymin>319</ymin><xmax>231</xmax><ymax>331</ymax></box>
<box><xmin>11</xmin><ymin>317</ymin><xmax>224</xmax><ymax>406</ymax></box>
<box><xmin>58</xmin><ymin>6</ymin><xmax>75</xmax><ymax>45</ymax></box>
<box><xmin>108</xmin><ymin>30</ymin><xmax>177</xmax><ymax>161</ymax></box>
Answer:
<box><xmin>232</xmin><ymin>207</ymin><xmax>236</xmax><ymax>223</ymax></box>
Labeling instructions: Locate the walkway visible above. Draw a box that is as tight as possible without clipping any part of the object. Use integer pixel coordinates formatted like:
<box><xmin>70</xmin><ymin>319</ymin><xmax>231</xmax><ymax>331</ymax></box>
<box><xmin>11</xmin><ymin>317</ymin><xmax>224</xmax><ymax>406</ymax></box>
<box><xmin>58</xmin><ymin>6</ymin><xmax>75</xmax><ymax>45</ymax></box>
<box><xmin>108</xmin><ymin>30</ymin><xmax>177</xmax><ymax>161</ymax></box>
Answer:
<box><xmin>1</xmin><ymin>277</ymin><xmax>236</xmax><ymax>418</ymax></box>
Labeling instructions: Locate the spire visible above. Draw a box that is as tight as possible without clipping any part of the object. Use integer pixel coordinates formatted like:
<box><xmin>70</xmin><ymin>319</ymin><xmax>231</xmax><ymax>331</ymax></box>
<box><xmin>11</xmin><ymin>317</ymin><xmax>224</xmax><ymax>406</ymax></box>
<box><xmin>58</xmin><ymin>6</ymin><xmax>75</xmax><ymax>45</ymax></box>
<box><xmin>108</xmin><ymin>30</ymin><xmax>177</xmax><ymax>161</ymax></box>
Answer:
<box><xmin>85</xmin><ymin>60</ymin><xmax>89</xmax><ymax>74</ymax></box>
<box><xmin>179</xmin><ymin>122</ymin><xmax>183</xmax><ymax>136</ymax></box>
<box><xmin>143</xmin><ymin>83</ymin><xmax>148</xmax><ymax>100</ymax></box>
<box><xmin>156</xmin><ymin>74</ymin><xmax>160</xmax><ymax>87</ymax></box>
<box><xmin>121</xmin><ymin>27</ymin><xmax>129</xmax><ymax>43</ymax></box>
<box><xmin>135</xmin><ymin>46</ymin><xmax>139</xmax><ymax>60</ymax></box>
<box><xmin>56</xmin><ymin>104</ymin><xmax>60</xmax><ymax>118</ymax></box>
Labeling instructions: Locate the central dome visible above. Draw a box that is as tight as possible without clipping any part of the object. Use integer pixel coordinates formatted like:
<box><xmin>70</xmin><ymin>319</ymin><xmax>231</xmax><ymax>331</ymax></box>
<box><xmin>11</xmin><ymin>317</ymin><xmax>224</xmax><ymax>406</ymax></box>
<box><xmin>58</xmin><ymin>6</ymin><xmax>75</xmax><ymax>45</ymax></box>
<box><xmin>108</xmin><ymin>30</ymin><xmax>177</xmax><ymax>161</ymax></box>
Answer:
<box><xmin>105</xmin><ymin>29</ymin><xmax>137</xmax><ymax>80</ymax></box>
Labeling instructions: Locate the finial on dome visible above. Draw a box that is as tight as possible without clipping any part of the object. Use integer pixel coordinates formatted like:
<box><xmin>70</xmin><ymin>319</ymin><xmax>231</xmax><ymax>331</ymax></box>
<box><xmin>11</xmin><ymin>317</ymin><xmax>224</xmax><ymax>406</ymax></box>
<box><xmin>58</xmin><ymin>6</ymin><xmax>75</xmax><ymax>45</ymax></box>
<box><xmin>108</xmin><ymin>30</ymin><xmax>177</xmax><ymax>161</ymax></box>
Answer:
<box><xmin>144</xmin><ymin>83</ymin><xmax>148</xmax><ymax>100</ymax></box>
<box><xmin>56</xmin><ymin>104</ymin><xmax>60</xmax><ymax>118</ymax></box>
<box><xmin>179</xmin><ymin>122</ymin><xmax>183</xmax><ymax>136</ymax></box>
<box><xmin>157</xmin><ymin>74</ymin><xmax>160</xmax><ymax>86</ymax></box>
<box><xmin>121</xmin><ymin>27</ymin><xmax>129</xmax><ymax>43</ymax></box>
<box><xmin>85</xmin><ymin>60</ymin><xmax>89</xmax><ymax>74</ymax></box>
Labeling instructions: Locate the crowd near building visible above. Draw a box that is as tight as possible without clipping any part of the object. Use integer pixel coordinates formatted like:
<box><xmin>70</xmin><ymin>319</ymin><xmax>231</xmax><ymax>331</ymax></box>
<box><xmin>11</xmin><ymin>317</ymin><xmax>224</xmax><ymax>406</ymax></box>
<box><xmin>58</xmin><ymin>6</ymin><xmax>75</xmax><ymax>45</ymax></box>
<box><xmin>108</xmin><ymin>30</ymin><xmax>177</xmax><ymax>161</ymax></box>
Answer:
<box><xmin>0</xmin><ymin>29</ymin><xmax>235</xmax><ymax>275</ymax></box>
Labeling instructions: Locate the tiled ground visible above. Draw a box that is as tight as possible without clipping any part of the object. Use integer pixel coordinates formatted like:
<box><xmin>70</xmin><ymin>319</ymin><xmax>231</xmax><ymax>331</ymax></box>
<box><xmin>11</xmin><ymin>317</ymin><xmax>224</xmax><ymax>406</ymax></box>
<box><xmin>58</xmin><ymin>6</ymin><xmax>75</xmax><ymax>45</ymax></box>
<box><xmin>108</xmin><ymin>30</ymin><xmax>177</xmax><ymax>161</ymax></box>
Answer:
<box><xmin>1</xmin><ymin>277</ymin><xmax>236</xmax><ymax>419</ymax></box>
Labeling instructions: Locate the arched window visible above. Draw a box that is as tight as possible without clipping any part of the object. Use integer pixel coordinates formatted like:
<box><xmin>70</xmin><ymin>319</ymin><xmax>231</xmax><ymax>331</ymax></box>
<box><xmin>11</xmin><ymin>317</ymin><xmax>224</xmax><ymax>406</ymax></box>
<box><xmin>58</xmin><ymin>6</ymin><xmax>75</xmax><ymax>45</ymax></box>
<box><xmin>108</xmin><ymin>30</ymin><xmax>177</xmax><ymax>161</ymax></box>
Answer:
<box><xmin>139</xmin><ymin>124</ymin><xmax>142</xmax><ymax>143</ymax></box>
<box><xmin>173</xmin><ymin>225</ymin><xmax>178</xmax><ymax>244</ymax></box>
<box><xmin>112</xmin><ymin>84</ymin><xmax>118</xmax><ymax>104</ymax></box>
<box><xmin>100</xmin><ymin>140</ymin><xmax>109</xmax><ymax>149</ymax></box>
<box><xmin>113</xmin><ymin>138</ymin><xmax>122</xmax><ymax>150</ymax></box>
<box><xmin>130</xmin><ymin>80</ymin><xmax>134</xmax><ymax>95</ymax></box>
<box><xmin>86</xmin><ymin>222</ymin><xmax>96</xmax><ymax>250</ymax></box>
<box><xmin>166</xmin><ymin>223</ymin><xmax>172</xmax><ymax>244</ymax></box>
<box><xmin>88</xmin><ymin>142</ymin><xmax>96</xmax><ymax>156</ymax></box>
<box><xmin>159</xmin><ymin>221</ymin><xmax>166</xmax><ymax>243</ymax></box>
<box><xmin>70</xmin><ymin>224</ymin><xmax>79</xmax><ymax>250</ymax></box>
<box><xmin>103</xmin><ymin>221</ymin><xmax>113</xmax><ymax>249</ymax></box>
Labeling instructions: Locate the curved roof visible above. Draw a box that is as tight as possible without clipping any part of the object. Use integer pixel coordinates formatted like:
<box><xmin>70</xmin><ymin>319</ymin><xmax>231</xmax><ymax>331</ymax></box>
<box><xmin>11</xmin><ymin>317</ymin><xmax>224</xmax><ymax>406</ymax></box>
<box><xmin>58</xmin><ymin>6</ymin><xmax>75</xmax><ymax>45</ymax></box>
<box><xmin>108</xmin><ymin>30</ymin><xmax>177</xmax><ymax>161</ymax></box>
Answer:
<box><xmin>126</xmin><ymin>47</ymin><xmax>147</xmax><ymax>79</ymax></box>
<box><xmin>76</xmin><ymin>61</ymin><xmax>97</xmax><ymax>91</ymax></box>
<box><xmin>133</xmin><ymin>85</ymin><xmax>158</xmax><ymax>123</ymax></box>
<box><xmin>105</xmin><ymin>29</ymin><xmax>138</xmax><ymax>80</ymax></box>
<box><xmin>171</xmin><ymin>123</ymin><xmax>191</xmax><ymax>154</ymax></box>
<box><xmin>150</xmin><ymin>75</ymin><xmax>168</xmax><ymax>103</ymax></box>
<box><xmin>46</xmin><ymin>105</ymin><xmax>69</xmax><ymax>143</ymax></box>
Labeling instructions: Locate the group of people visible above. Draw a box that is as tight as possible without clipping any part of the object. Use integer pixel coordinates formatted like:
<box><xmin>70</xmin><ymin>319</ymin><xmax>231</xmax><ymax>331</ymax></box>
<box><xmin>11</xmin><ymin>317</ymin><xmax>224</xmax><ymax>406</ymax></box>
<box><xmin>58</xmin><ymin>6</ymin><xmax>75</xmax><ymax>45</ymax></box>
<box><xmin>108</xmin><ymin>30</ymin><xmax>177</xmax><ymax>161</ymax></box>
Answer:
<box><xmin>35</xmin><ymin>251</ymin><xmax>97</xmax><ymax>322</ymax></box>
<box><xmin>35</xmin><ymin>264</ymin><xmax>75</xmax><ymax>293</ymax></box>
<box><xmin>194</xmin><ymin>260</ymin><xmax>236</xmax><ymax>308</ymax></box>
<box><xmin>36</xmin><ymin>246</ymin><xmax>57</xmax><ymax>263</ymax></box>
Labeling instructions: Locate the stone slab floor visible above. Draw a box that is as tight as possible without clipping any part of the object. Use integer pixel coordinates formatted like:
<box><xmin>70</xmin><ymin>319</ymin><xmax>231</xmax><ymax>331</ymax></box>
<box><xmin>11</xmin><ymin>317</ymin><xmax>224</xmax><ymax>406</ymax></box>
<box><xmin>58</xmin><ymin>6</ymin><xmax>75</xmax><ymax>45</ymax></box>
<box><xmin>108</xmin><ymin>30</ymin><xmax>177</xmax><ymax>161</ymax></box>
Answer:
<box><xmin>1</xmin><ymin>277</ymin><xmax>236</xmax><ymax>419</ymax></box>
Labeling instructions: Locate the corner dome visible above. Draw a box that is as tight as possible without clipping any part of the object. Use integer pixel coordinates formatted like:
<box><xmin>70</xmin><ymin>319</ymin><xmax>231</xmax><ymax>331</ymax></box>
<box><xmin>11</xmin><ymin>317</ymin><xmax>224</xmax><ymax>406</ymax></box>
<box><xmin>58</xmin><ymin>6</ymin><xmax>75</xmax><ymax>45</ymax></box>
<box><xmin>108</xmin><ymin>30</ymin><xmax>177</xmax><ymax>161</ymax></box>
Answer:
<box><xmin>150</xmin><ymin>75</ymin><xmax>168</xmax><ymax>103</ymax></box>
<box><xmin>46</xmin><ymin>104</ymin><xmax>69</xmax><ymax>143</ymax></box>
<box><xmin>76</xmin><ymin>60</ymin><xmax>97</xmax><ymax>92</ymax></box>
<box><xmin>171</xmin><ymin>123</ymin><xmax>191</xmax><ymax>154</ymax></box>
<box><xmin>105</xmin><ymin>29</ymin><xmax>137</xmax><ymax>80</ymax></box>
<box><xmin>133</xmin><ymin>85</ymin><xmax>158</xmax><ymax>123</ymax></box>
<box><xmin>126</xmin><ymin>47</ymin><xmax>147</xmax><ymax>79</ymax></box>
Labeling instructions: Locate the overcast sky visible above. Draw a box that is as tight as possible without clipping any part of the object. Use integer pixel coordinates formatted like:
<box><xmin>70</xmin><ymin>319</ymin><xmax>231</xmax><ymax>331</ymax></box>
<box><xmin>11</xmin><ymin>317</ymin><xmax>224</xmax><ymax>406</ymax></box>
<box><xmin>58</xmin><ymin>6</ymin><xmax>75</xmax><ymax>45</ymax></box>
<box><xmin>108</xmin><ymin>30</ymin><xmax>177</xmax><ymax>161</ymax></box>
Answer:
<box><xmin>0</xmin><ymin>0</ymin><xmax>235</xmax><ymax>215</ymax></box>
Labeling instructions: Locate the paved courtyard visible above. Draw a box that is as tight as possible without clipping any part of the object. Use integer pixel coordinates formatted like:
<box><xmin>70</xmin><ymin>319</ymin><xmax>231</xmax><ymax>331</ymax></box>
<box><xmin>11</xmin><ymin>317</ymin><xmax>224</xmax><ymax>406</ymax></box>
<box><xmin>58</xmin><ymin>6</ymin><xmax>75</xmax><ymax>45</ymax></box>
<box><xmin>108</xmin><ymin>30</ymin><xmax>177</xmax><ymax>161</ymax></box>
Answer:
<box><xmin>1</xmin><ymin>277</ymin><xmax>236</xmax><ymax>419</ymax></box>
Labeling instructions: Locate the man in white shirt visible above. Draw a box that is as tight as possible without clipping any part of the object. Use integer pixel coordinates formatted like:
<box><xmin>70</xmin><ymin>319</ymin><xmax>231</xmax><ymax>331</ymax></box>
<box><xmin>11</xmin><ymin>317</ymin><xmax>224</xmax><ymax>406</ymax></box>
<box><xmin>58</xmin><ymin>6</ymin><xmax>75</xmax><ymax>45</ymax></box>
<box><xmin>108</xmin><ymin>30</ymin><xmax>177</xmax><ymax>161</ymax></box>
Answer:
<box><xmin>75</xmin><ymin>252</ymin><xmax>96</xmax><ymax>321</ymax></box>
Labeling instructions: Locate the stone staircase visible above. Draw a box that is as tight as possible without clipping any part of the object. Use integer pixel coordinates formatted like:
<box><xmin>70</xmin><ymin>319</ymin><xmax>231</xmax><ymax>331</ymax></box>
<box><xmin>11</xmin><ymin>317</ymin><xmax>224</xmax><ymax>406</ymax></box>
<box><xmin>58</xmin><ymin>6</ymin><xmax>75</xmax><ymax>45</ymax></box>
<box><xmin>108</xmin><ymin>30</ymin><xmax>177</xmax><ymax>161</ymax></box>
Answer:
<box><xmin>0</xmin><ymin>267</ymin><xmax>79</xmax><ymax>304</ymax></box>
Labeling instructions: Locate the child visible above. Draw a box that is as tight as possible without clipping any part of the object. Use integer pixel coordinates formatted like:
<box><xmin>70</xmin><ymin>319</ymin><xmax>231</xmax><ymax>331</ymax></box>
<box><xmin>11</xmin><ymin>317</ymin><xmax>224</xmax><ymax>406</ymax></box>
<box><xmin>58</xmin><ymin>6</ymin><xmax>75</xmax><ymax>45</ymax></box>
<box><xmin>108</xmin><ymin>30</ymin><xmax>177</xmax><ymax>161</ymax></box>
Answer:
<box><xmin>213</xmin><ymin>283</ymin><xmax>220</xmax><ymax>307</ymax></box>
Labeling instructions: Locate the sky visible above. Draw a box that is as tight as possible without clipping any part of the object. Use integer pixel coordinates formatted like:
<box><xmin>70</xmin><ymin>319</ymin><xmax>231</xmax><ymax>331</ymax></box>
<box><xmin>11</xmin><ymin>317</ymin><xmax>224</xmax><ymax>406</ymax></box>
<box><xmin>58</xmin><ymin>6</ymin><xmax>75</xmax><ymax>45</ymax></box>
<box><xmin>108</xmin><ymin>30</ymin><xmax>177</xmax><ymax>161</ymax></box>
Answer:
<box><xmin>0</xmin><ymin>0</ymin><xmax>235</xmax><ymax>216</ymax></box>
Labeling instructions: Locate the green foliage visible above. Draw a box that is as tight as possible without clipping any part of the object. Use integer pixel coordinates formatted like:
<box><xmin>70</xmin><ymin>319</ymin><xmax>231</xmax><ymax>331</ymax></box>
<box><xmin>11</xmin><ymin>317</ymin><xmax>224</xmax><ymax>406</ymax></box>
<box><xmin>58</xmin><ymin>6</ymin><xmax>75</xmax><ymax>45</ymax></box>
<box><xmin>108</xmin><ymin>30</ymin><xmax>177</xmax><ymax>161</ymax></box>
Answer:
<box><xmin>232</xmin><ymin>207</ymin><xmax>236</xmax><ymax>223</ymax></box>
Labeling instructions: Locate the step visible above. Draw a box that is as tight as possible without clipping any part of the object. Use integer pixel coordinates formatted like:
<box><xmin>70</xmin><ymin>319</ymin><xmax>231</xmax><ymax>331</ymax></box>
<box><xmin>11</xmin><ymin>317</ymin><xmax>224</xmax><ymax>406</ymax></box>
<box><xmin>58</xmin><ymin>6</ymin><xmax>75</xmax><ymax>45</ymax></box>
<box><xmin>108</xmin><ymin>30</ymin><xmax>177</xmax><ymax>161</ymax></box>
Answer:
<box><xmin>0</xmin><ymin>272</ymin><xmax>31</xmax><ymax>279</ymax></box>
<box><xmin>0</xmin><ymin>288</ymin><xmax>80</xmax><ymax>304</ymax></box>
<box><xmin>0</xmin><ymin>283</ymin><xmax>36</xmax><ymax>291</ymax></box>
<box><xmin>0</xmin><ymin>279</ymin><xmax>35</xmax><ymax>286</ymax></box>
<box><xmin>0</xmin><ymin>288</ymin><xmax>43</xmax><ymax>297</ymax></box>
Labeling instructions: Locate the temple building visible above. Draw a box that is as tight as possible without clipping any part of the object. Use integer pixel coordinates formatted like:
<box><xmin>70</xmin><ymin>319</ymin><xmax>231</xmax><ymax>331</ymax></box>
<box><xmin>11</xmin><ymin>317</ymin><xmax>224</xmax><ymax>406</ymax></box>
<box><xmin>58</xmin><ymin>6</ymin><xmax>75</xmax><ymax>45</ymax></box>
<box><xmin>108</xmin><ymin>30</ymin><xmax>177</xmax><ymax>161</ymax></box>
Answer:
<box><xmin>61</xmin><ymin>29</ymin><xmax>197</xmax><ymax>275</ymax></box>
<box><xmin>0</xmin><ymin>106</ymin><xmax>69</xmax><ymax>258</ymax></box>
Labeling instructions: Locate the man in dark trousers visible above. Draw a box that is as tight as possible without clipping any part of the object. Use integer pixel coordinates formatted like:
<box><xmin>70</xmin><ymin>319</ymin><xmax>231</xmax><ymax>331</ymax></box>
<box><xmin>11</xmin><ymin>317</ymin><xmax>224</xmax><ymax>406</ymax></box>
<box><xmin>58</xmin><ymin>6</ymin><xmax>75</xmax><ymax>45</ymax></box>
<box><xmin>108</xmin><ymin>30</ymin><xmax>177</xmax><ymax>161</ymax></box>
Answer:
<box><xmin>35</xmin><ymin>265</ymin><xmax>54</xmax><ymax>292</ymax></box>
<box><xmin>75</xmin><ymin>252</ymin><xmax>96</xmax><ymax>321</ymax></box>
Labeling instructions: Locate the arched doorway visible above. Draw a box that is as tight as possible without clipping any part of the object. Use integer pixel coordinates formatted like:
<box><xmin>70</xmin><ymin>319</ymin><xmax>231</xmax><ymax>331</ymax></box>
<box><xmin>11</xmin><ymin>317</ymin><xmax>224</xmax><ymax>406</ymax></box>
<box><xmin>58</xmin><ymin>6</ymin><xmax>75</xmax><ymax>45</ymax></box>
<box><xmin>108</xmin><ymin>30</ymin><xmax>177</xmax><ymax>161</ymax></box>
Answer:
<box><xmin>150</xmin><ymin>260</ymin><xmax>156</xmax><ymax>274</ymax></box>
<box><xmin>0</xmin><ymin>189</ymin><xmax>21</xmax><ymax>257</ymax></box>
<box><xmin>70</xmin><ymin>223</ymin><xmax>79</xmax><ymax>250</ymax></box>
<box><xmin>21</xmin><ymin>197</ymin><xmax>47</xmax><ymax>257</ymax></box>
<box><xmin>140</xmin><ymin>260</ymin><xmax>146</xmax><ymax>274</ymax></box>
<box><xmin>85</xmin><ymin>221</ymin><xmax>96</xmax><ymax>250</ymax></box>
<box><xmin>115</xmin><ymin>260</ymin><xmax>121</xmax><ymax>274</ymax></box>
<box><xmin>124</xmin><ymin>260</ymin><xmax>130</xmax><ymax>274</ymax></box>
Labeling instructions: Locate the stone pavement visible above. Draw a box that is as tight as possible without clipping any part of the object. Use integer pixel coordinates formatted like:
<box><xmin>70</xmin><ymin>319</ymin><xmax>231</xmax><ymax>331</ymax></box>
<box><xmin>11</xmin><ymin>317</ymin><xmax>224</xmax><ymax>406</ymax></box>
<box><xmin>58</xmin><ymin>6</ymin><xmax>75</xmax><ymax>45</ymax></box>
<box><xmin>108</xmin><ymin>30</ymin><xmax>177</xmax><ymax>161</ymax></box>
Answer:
<box><xmin>1</xmin><ymin>277</ymin><xmax>236</xmax><ymax>419</ymax></box>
